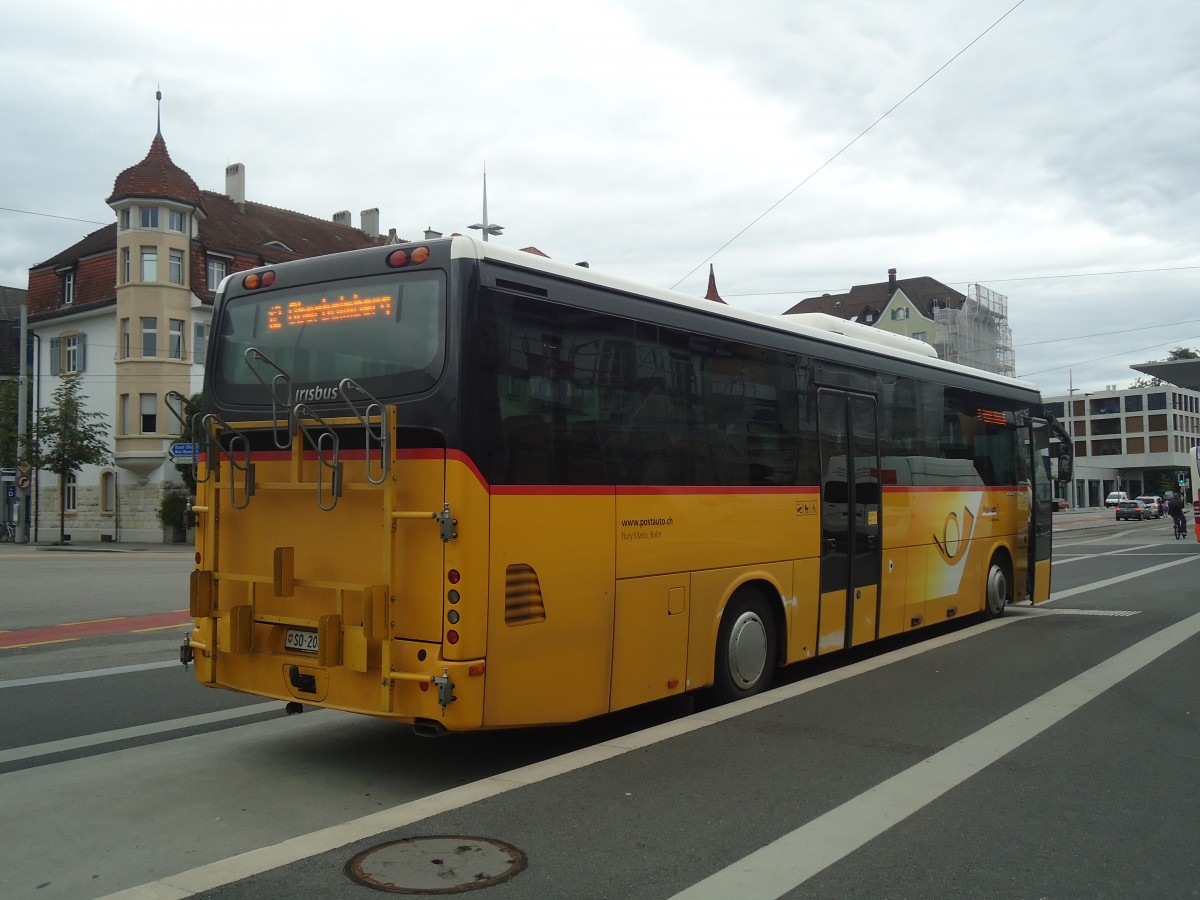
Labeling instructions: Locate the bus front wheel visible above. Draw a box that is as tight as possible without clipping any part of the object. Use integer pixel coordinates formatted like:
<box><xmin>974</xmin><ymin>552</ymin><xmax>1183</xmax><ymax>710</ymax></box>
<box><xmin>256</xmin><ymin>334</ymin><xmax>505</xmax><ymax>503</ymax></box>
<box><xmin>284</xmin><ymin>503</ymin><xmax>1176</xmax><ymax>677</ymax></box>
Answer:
<box><xmin>712</xmin><ymin>592</ymin><xmax>778</xmax><ymax>704</ymax></box>
<box><xmin>983</xmin><ymin>555</ymin><xmax>1010</xmax><ymax>620</ymax></box>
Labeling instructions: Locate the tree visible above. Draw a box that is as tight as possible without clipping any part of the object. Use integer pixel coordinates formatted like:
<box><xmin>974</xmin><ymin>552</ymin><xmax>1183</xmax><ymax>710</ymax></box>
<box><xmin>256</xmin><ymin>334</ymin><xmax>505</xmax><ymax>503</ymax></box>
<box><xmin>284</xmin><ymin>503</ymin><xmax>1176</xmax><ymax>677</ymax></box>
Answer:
<box><xmin>0</xmin><ymin>378</ymin><xmax>18</xmax><ymax>468</ymax></box>
<box><xmin>27</xmin><ymin>373</ymin><xmax>111</xmax><ymax>543</ymax></box>
<box><xmin>1129</xmin><ymin>347</ymin><xmax>1199</xmax><ymax>387</ymax></box>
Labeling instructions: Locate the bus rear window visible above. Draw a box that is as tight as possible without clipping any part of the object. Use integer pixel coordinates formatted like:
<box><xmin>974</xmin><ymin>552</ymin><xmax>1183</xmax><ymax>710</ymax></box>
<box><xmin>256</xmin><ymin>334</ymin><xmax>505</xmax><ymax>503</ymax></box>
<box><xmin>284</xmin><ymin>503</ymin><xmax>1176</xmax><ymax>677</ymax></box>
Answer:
<box><xmin>212</xmin><ymin>271</ymin><xmax>446</xmax><ymax>404</ymax></box>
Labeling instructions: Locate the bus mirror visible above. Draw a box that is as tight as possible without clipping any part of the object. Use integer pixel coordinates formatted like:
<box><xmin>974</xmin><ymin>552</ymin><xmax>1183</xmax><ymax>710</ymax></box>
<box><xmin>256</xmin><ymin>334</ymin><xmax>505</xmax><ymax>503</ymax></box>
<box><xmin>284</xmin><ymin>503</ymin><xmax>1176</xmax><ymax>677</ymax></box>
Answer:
<box><xmin>1058</xmin><ymin>448</ymin><xmax>1074</xmax><ymax>482</ymax></box>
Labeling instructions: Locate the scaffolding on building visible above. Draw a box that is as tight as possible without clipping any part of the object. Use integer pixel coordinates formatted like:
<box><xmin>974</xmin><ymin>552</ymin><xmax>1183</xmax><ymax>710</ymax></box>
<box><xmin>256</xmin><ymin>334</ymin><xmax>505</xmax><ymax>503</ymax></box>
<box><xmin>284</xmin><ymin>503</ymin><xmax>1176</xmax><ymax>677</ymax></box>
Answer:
<box><xmin>933</xmin><ymin>283</ymin><xmax>1015</xmax><ymax>377</ymax></box>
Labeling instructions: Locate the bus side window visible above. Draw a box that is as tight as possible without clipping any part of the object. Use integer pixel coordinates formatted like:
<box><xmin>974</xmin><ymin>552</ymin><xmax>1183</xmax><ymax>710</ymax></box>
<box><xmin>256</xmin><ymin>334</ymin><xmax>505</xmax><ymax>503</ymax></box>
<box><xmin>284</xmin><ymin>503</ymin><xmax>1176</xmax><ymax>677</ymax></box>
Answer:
<box><xmin>503</xmin><ymin>414</ymin><xmax>552</xmax><ymax>483</ymax></box>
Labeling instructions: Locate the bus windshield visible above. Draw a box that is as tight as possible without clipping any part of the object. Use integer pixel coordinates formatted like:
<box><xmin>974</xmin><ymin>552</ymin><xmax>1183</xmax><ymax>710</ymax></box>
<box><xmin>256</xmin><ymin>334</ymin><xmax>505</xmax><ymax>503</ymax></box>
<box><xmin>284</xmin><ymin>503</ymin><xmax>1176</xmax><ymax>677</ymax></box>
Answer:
<box><xmin>211</xmin><ymin>270</ymin><xmax>446</xmax><ymax>405</ymax></box>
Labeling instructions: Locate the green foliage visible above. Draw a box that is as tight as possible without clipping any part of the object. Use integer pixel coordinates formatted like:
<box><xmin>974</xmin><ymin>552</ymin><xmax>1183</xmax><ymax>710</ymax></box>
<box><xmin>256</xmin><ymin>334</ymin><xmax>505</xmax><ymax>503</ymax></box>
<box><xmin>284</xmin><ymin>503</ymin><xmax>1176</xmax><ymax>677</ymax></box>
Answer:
<box><xmin>157</xmin><ymin>489</ymin><xmax>190</xmax><ymax>530</ymax></box>
<box><xmin>0</xmin><ymin>378</ymin><xmax>17</xmax><ymax>468</ymax></box>
<box><xmin>28</xmin><ymin>373</ymin><xmax>111</xmax><ymax>542</ymax></box>
<box><xmin>1167</xmin><ymin>346</ymin><xmax>1200</xmax><ymax>360</ymax></box>
<box><xmin>28</xmin><ymin>373</ymin><xmax>110</xmax><ymax>477</ymax></box>
<box><xmin>172</xmin><ymin>392</ymin><xmax>203</xmax><ymax>494</ymax></box>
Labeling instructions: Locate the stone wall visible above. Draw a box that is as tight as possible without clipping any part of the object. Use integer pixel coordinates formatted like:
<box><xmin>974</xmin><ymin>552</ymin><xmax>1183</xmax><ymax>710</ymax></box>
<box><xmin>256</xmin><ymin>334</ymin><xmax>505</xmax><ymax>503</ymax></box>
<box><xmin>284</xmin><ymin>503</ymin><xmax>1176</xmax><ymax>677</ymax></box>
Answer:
<box><xmin>35</xmin><ymin>479</ymin><xmax>184</xmax><ymax>543</ymax></box>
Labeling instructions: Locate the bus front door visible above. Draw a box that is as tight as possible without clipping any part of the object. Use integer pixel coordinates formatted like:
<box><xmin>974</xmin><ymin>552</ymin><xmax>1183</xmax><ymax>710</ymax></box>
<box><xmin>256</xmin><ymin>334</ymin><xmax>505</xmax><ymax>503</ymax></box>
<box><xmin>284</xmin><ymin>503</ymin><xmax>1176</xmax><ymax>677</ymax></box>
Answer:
<box><xmin>818</xmin><ymin>390</ymin><xmax>883</xmax><ymax>652</ymax></box>
<box><xmin>1026</xmin><ymin>417</ymin><xmax>1054</xmax><ymax>603</ymax></box>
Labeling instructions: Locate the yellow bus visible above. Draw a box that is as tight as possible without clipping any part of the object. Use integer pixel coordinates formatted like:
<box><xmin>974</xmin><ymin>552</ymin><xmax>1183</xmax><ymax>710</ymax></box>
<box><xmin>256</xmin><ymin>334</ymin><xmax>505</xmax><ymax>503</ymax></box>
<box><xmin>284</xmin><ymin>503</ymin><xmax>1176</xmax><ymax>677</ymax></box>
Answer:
<box><xmin>180</xmin><ymin>236</ymin><xmax>1071</xmax><ymax>735</ymax></box>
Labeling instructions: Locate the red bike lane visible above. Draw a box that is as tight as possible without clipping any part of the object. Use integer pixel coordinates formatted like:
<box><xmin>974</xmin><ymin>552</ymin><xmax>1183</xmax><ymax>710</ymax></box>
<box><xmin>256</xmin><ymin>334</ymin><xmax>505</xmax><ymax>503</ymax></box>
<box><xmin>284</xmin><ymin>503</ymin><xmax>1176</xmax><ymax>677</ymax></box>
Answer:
<box><xmin>0</xmin><ymin>610</ymin><xmax>191</xmax><ymax>650</ymax></box>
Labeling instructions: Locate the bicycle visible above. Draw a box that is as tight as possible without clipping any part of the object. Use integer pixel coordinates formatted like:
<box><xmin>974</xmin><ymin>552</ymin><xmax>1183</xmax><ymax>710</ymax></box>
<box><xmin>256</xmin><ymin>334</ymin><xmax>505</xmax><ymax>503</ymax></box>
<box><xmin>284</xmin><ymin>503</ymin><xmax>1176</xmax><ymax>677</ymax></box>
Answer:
<box><xmin>1173</xmin><ymin>513</ymin><xmax>1188</xmax><ymax>540</ymax></box>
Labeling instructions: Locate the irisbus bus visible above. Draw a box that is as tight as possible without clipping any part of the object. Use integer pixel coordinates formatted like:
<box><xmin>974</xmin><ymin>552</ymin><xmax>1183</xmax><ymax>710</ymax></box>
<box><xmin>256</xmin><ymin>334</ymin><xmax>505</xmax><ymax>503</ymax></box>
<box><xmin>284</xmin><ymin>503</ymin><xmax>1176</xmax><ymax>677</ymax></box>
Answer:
<box><xmin>179</xmin><ymin>236</ymin><xmax>1072</xmax><ymax>735</ymax></box>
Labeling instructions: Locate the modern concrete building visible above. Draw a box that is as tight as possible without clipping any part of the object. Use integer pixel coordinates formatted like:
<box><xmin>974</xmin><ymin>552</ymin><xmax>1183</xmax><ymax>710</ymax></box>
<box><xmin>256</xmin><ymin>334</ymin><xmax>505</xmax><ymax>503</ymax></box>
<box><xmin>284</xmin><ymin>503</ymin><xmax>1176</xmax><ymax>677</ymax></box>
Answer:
<box><xmin>24</xmin><ymin>126</ymin><xmax>392</xmax><ymax>542</ymax></box>
<box><xmin>1043</xmin><ymin>384</ymin><xmax>1200</xmax><ymax>507</ymax></box>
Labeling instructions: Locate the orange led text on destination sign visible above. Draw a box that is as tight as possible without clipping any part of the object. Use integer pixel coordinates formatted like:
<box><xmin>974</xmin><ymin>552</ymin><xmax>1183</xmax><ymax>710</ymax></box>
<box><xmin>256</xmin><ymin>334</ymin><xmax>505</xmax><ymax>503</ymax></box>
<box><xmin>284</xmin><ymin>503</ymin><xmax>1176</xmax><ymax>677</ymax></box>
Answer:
<box><xmin>267</xmin><ymin>294</ymin><xmax>393</xmax><ymax>330</ymax></box>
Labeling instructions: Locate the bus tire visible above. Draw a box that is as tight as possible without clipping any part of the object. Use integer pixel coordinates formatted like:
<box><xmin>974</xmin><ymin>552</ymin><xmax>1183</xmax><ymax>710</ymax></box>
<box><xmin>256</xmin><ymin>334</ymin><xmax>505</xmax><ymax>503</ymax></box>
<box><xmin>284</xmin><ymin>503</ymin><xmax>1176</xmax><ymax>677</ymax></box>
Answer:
<box><xmin>983</xmin><ymin>554</ymin><xmax>1010</xmax><ymax>620</ymax></box>
<box><xmin>712</xmin><ymin>591</ymin><xmax>778</xmax><ymax>704</ymax></box>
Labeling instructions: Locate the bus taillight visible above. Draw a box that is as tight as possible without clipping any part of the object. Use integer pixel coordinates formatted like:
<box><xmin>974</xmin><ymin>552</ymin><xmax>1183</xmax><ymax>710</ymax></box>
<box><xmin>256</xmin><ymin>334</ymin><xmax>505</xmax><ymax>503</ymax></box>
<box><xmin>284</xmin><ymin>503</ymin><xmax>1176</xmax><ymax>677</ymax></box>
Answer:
<box><xmin>242</xmin><ymin>270</ymin><xmax>275</xmax><ymax>289</ymax></box>
<box><xmin>387</xmin><ymin>246</ymin><xmax>431</xmax><ymax>268</ymax></box>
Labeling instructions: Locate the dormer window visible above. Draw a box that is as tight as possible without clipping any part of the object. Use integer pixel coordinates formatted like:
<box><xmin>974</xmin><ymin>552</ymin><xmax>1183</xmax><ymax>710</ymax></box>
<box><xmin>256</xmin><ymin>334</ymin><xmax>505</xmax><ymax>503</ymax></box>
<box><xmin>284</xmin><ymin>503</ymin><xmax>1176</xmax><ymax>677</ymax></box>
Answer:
<box><xmin>169</xmin><ymin>210</ymin><xmax>185</xmax><ymax>232</ymax></box>
<box><xmin>206</xmin><ymin>254</ymin><xmax>229</xmax><ymax>292</ymax></box>
<box><xmin>141</xmin><ymin>206</ymin><xmax>159</xmax><ymax>228</ymax></box>
<box><xmin>61</xmin><ymin>269</ymin><xmax>75</xmax><ymax>306</ymax></box>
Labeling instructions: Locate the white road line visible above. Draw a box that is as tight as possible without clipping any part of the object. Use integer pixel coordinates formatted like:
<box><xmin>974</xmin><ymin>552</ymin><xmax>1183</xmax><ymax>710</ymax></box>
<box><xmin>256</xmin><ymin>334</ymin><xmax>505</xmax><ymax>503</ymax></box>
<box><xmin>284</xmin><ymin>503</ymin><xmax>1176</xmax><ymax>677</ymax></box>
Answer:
<box><xmin>1048</xmin><ymin>555</ymin><xmax>1196</xmax><ymax>602</ymax></box>
<box><xmin>0</xmin><ymin>703</ymin><xmax>281</xmax><ymax>765</ymax></box>
<box><xmin>0</xmin><ymin>660</ymin><xmax>179</xmax><ymax>689</ymax></box>
<box><xmin>101</xmin><ymin>555</ymin><xmax>1197</xmax><ymax>900</ymax></box>
<box><xmin>669</xmin><ymin>606</ymin><xmax>1200</xmax><ymax>900</ymax></box>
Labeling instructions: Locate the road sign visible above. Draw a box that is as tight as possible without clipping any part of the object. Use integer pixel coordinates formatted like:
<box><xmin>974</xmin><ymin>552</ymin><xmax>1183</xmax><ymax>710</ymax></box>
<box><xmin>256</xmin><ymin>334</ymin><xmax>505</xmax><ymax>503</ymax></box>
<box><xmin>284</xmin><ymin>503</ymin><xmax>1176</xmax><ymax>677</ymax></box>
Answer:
<box><xmin>169</xmin><ymin>443</ymin><xmax>198</xmax><ymax>460</ymax></box>
<box><xmin>15</xmin><ymin>473</ymin><xmax>31</xmax><ymax>490</ymax></box>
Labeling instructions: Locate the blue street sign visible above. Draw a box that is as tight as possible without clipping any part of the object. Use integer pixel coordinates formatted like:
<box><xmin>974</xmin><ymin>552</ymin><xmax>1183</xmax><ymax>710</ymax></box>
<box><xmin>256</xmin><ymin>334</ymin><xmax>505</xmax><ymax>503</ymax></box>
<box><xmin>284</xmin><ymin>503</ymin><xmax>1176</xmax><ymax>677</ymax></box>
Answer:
<box><xmin>169</xmin><ymin>442</ymin><xmax>198</xmax><ymax>459</ymax></box>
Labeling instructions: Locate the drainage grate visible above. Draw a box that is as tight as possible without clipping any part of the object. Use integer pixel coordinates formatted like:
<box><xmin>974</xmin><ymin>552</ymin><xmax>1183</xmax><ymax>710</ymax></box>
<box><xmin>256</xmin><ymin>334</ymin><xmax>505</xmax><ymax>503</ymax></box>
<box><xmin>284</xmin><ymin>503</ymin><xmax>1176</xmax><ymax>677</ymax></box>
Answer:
<box><xmin>346</xmin><ymin>836</ymin><xmax>526</xmax><ymax>894</ymax></box>
<box><xmin>1047</xmin><ymin>608</ymin><xmax>1140</xmax><ymax>617</ymax></box>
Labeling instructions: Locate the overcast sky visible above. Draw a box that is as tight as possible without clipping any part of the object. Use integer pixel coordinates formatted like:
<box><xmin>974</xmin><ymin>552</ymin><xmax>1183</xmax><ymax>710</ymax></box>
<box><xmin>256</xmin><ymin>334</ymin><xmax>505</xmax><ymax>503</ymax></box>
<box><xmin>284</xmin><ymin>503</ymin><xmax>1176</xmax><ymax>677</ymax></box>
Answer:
<box><xmin>2</xmin><ymin>0</ymin><xmax>1197</xmax><ymax>396</ymax></box>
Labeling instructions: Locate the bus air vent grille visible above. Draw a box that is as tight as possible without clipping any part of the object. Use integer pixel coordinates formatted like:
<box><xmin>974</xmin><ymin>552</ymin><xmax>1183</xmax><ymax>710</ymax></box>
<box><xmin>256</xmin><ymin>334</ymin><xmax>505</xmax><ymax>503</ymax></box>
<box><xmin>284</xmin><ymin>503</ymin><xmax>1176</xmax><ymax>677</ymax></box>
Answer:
<box><xmin>504</xmin><ymin>564</ymin><xmax>547</xmax><ymax>626</ymax></box>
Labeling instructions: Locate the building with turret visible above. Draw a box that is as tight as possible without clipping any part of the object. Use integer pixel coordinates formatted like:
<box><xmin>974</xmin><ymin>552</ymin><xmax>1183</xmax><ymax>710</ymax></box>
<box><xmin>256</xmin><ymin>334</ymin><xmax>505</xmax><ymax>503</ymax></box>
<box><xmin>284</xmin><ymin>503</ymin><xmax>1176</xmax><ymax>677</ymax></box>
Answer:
<box><xmin>25</xmin><ymin>123</ymin><xmax>392</xmax><ymax>542</ymax></box>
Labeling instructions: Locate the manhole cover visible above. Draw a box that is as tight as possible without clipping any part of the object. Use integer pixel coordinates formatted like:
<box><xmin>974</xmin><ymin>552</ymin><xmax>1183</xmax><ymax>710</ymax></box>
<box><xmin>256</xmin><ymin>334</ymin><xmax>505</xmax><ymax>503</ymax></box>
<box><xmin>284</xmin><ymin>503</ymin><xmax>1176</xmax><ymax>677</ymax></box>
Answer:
<box><xmin>346</xmin><ymin>836</ymin><xmax>526</xmax><ymax>894</ymax></box>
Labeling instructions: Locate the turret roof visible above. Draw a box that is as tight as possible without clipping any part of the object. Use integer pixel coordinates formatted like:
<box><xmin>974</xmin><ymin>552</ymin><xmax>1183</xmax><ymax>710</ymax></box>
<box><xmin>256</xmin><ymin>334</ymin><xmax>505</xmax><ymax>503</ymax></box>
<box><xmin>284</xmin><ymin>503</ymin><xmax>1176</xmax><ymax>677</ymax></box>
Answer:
<box><xmin>106</xmin><ymin>132</ymin><xmax>204</xmax><ymax>208</ymax></box>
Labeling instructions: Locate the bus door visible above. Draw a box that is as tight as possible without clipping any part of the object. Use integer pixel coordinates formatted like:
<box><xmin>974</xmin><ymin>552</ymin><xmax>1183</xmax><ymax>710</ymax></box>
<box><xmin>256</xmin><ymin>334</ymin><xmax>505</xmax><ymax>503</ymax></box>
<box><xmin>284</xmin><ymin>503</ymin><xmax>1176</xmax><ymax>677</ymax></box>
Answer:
<box><xmin>818</xmin><ymin>390</ymin><xmax>882</xmax><ymax>652</ymax></box>
<box><xmin>1025</xmin><ymin>418</ymin><xmax>1054</xmax><ymax>603</ymax></box>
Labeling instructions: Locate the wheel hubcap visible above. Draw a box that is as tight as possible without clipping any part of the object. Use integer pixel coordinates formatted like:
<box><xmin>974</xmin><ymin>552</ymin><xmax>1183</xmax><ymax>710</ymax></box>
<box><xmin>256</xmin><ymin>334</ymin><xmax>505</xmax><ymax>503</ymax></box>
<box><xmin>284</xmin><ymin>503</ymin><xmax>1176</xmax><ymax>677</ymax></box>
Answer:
<box><xmin>987</xmin><ymin>564</ymin><xmax>1007</xmax><ymax>614</ymax></box>
<box><xmin>727</xmin><ymin>611</ymin><xmax>768</xmax><ymax>689</ymax></box>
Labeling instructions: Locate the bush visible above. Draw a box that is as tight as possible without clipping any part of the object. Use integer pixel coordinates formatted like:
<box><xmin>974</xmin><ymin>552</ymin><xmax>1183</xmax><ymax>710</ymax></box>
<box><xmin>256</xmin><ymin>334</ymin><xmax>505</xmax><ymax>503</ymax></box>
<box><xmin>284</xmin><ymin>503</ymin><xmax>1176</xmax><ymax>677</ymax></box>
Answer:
<box><xmin>158</xmin><ymin>490</ymin><xmax>190</xmax><ymax>529</ymax></box>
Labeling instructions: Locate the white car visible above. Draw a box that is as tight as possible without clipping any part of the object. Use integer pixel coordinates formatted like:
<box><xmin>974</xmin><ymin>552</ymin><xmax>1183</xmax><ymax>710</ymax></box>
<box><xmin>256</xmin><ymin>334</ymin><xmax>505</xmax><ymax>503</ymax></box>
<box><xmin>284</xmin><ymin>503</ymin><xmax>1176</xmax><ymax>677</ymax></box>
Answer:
<box><xmin>1135</xmin><ymin>496</ymin><xmax>1163</xmax><ymax>518</ymax></box>
<box><xmin>1104</xmin><ymin>491</ymin><xmax>1129</xmax><ymax>508</ymax></box>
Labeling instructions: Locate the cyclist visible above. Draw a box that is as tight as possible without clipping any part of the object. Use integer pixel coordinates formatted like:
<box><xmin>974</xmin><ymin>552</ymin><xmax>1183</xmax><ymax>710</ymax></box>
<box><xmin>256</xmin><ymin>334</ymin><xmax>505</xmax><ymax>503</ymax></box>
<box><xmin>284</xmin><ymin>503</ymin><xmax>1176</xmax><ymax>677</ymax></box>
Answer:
<box><xmin>1167</xmin><ymin>495</ymin><xmax>1187</xmax><ymax>539</ymax></box>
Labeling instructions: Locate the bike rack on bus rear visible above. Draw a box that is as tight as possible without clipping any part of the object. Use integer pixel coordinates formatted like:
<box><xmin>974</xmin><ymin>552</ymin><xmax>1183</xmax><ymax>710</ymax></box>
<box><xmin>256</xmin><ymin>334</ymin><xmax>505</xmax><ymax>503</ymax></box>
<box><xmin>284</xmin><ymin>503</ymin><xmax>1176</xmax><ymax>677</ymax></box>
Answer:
<box><xmin>292</xmin><ymin>403</ymin><xmax>342</xmax><ymax>511</ymax></box>
<box><xmin>338</xmin><ymin>377</ymin><xmax>391</xmax><ymax>485</ymax></box>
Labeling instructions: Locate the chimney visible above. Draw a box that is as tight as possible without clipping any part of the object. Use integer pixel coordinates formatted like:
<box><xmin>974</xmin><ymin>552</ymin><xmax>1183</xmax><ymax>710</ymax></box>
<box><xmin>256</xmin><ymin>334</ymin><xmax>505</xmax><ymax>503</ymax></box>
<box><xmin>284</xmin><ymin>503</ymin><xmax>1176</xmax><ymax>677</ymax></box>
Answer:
<box><xmin>360</xmin><ymin>208</ymin><xmax>380</xmax><ymax>238</ymax></box>
<box><xmin>424</xmin><ymin>227</ymin><xmax>443</xmax><ymax>240</ymax></box>
<box><xmin>332</xmin><ymin>210</ymin><xmax>352</xmax><ymax>227</ymax></box>
<box><xmin>887</xmin><ymin>267</ymin><xmax>897</xmax><ymax>293</ymax></box>
<box><xmin>225</xmin><ymin>163</ymin><xmax>245</xmax><ymax>205</ymax></box>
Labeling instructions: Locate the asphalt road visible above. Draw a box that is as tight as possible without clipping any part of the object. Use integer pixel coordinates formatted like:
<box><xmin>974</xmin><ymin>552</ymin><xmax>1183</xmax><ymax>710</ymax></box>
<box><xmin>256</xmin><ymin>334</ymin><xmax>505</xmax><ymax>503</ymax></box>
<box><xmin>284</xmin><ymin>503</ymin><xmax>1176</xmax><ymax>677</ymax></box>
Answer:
<box><xmin>1</xmin><ymin>515</ymin><xmax>1197</xmax><ymax>900</ymax></box>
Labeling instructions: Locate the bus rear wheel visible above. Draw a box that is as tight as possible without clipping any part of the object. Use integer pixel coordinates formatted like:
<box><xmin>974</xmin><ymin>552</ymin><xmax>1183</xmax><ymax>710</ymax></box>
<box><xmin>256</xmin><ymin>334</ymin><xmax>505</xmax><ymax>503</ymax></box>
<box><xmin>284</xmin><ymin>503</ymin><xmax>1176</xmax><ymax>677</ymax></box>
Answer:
<box><xmin>983</xmin><ymin>556</ymin><xmax>1010</xmax><ymax>619</ymax></box>
<box><xmin>713</xmin><ymin>592</ymin><xmax>778</xmax><ymax>704</ymax></box>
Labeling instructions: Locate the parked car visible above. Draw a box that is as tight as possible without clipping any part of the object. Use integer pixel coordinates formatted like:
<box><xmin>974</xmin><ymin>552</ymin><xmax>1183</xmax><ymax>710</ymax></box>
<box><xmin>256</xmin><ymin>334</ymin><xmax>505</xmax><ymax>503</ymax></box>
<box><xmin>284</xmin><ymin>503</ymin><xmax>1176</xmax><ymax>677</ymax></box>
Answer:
<box><xmin>1105</xmin><ymin>491</ymin><xmax>1129</xmax><ymax>508</ymax></box>
<box><xmin>1135</xmin><ymin>496</ymin><xmax>1163</xmax><ymax>518</ymax></box>
<box><xmin>1053</xmin><ymin>497</ymin><xmax>1069</xmax><ymax>510</ymax></box>
<box><xmin>1115</xmin><ymin>499</ymin><xmax>1149</xmax><ymax>521</ymax></box>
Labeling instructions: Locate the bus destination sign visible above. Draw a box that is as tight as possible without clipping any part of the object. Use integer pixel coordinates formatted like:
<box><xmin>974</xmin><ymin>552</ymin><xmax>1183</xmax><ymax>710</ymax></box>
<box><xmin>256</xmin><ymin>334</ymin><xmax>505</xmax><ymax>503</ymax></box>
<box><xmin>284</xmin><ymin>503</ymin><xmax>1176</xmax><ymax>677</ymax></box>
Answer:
<box><xmin>267</xmin><ymin>293</ymin><xmax>393</xmax><ymax>330</ymax></box>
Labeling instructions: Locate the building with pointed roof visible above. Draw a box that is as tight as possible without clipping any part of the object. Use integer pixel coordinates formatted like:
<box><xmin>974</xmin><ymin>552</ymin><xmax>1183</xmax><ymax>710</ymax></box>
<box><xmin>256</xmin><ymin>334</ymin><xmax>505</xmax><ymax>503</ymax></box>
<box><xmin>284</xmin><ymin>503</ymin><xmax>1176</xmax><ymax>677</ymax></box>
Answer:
<box><xmin>704</xmin><ymin>265</ymin><xmax>726</xmax><ymax>304</ymax></box>
<box><xmin>783</xmin><ymin>268</ymin><xmax>1015</xmax><ymax>377</ymax></box>
<box><xmin>25</xmin><ymin>128</ymin><xmax>392</xmax><ymax>542</ymax></box>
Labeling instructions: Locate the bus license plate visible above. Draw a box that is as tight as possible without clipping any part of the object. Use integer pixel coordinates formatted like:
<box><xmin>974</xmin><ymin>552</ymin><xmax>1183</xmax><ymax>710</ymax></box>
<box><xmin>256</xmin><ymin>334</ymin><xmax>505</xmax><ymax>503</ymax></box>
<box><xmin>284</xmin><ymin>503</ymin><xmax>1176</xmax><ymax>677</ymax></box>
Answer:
<box><xmin>284</xmin><ymin>629</ymin><xmax>318</xmax><ymax>653</ymax></box>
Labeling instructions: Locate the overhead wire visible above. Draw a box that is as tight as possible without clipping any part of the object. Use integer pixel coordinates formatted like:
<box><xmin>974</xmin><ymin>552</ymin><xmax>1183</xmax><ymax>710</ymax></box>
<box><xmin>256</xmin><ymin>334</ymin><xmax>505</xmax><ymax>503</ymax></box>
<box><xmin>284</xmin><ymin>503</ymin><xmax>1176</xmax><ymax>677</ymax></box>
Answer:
<box><xmin>670</xmin><ymin>0</ymin><xmax>1030</xmax><ymax>290</ymax></box>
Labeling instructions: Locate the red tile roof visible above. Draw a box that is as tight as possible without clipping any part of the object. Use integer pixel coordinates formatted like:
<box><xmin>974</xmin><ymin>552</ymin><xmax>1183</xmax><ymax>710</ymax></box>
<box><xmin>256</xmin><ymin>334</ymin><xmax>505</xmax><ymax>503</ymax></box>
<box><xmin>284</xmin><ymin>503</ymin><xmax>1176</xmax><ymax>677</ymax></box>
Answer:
<box><xmin>783</xmin><ymin>275</ymin><xmax>964</xmax><ymax>321</ymax></box>
<box><xmin>704</xmin><ymin>264</ymin><xmax>726</xmax><ymax>304</ymax></box>
<box><xmin>198</xmin><ymin>191</ymin><xmax>384</xmax><ymax>267</ymax></box>
<box><xmin>107</xmin><ymin>132</ymin><xmax>204</xmax><ymax>207</ymax></box>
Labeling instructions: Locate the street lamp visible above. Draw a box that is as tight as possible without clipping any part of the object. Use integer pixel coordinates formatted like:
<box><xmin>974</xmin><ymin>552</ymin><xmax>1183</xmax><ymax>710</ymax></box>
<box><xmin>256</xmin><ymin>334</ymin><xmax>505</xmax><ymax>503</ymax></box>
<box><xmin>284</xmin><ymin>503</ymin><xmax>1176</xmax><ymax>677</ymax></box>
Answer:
<box><xmin>469</xmin><ymin>165</ymin><xmax>503</xmax><ymax>242</ymax></box>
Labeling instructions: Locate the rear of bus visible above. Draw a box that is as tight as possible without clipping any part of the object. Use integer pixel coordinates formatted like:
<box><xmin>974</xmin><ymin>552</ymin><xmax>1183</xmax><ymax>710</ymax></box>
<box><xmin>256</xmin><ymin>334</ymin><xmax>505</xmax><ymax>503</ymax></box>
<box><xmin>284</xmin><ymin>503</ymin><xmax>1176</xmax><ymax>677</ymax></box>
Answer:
<box><xmin>184</xmin><ymin>238</ymin><xmax>487</xmax><ymax>735</ymax></box>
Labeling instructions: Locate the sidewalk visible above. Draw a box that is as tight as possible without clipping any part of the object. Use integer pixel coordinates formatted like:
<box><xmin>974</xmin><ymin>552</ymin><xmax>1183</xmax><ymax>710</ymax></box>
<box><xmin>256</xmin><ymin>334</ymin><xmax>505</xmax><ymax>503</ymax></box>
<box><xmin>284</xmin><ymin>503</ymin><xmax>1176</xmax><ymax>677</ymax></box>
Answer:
<box><xmin>0</xmin><ymin>538</ymin><xmax>190</xmax><ymax>553</ymax></box>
